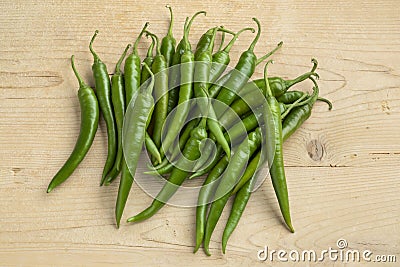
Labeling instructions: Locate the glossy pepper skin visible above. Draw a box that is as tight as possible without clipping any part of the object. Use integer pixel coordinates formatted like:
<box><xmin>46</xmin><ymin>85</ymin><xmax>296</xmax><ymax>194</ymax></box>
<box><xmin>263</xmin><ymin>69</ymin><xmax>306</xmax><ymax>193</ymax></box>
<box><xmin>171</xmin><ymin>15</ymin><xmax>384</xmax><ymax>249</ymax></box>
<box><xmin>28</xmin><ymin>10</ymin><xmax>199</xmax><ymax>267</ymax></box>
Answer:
<box><xmin>102</xmin><ymin>44</ymin><xmax>131</xmax><ymax>186</ymax></box>
<box><xmin>208</xmin><ymin>27</ymin><xmax>255</xmax><ymax>86</ymax></box>
<box><xmin>166</xmin><ymin>12</ymin><xmax>204</xmax><ymax>114</ymax></box>
<box><xmin>215</xmin><ymin>18</ymin><xmax>283</xmax><ymax>108</ymax></box>
<box><xmin>161</xmin><ymin>12</ymin><xmax>206</xmax><ymax>158</ymax></box>
<box><xmin>263</xmin><ymin>61</ymin><xmax>294</xmax><ymax>233</ymax></box>
<box><xmin>193</xmin><ymin>27</ymin><xmax>231</xmax><ymax>157</ymax></box>
<box><xmin>202</xmin><ymin>128</ymin><xmax>262</xmax><ymax>256</ymax></box>
<box><xmin>125</xmin><ymin>22</ymin><xmax>149</xmax><ymax>105</ymax></box>
<box><xmin>47</xmin><ymin>56</ymin><xmax>99</xmax><ymax>193</ymax></box>
<box><xmin>194</xmin><ymin>155</ymin><xmax>229</xmax><ymax>253</ymax></box>
<box><xmin>115</xmin><ymin>63</ymin><xmax>155</xmax><ymax>228</ymax></box>
<box><xmin>145</xmin><ymin>32</ymin><xmax>169</xmax><ymax>150</ymax></box>
<box><xmin>160</xmin><ymin>5</ymin><xmax>176</xmax><ymax>67</ymax></box>
<box><xmin>89</xmin><ymin>30</ymin><xmax>117</xmax><ymax>183</ymax></box>
<box><xmin>127</xmin><ymin>120</ymin><xmax>208</xmax><ymax>223</ymax></box>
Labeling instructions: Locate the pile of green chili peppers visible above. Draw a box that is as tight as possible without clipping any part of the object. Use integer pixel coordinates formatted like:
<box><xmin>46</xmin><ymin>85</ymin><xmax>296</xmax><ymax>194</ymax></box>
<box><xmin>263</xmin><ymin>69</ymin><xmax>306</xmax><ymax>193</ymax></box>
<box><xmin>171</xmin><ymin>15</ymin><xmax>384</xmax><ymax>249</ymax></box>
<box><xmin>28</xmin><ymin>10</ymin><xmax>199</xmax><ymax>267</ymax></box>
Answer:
<box><xmin>47</xmin><ymin>6</ymin><xmax>332</xmax><ymax>256</ymax></box>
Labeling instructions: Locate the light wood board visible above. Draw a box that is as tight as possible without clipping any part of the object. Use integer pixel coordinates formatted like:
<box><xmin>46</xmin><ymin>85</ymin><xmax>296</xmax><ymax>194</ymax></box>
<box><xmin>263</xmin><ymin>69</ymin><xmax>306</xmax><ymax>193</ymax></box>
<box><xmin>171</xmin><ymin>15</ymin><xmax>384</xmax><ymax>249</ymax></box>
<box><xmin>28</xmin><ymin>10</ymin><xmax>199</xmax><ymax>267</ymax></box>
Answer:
<box><xmin>0</xmin><ymin>0</ymin><xmax>399</xmax><ymax>266</ymax></box>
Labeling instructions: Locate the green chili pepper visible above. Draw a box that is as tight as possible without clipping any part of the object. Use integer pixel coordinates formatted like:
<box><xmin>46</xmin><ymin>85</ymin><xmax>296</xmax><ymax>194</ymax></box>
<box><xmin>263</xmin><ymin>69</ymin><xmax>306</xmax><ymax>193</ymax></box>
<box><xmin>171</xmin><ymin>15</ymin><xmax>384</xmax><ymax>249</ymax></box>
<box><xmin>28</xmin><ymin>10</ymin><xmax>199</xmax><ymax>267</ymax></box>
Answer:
<box><xmin>166</xmin><ymin>12</ymin><xmax>205</xmax><ymax>114</ymax></box>
<box><xmin>102</xmin><ymin>44</ymin><xmax>131</xmax><ymax>186</ymax></box>
<box><xmin>144</xmin><ymin>159</ymin><xmax>173</xmax><ymax>176</ymax></box>
<box><xmin>145</xmin><ymin>132</ymin><xmax>162</xmax><ymax>164</ymax></box>
<box><xmin>115</xmin><ymin>63</ymin><xmax>155</xmax><ymax>228</ymax></box>
<box><xmin>193</xmin><ymin>27</ymin><xmax>231</xmax><ymax>157</ymax></box>
<box><xmin>277</xmin><ymin>90</ymin><xmax>305</xmax><ymax>104</ymax></box>
<box><xmin>209</xmin><ymin>27</ymin><xmax>255</xmax><ymax>85</ymax></box>
<box><xmin>231</xmin><ymin>150</ymin><xmax>261</xmax><ymax>195</ymax></box>
<box><xmin>161</xmin><ymin>12</ymin><xmax>206</xmax><ymax>158</ymax></box>
<box><xmin>218</xmin><ymin>61</ymin><xmax>318</xmax><ymax>127</ymax></box>
<box><xmin>160</xmin><ymin>5</ymin><xmax>176</xmax><ymax>67</ymax></box>
<box><xmin>215</xmin><ymin>18</ymin><xmax>281</xmax><ymax>108</ymax></box>
<box><xmin>192</xmin><ymin>145</ymin><xmax>225</xmax><ymax>179</ymax></box>
<box><xmin>282</xmin><ymin>76</ymin><xmax>332</xmax><ymax>142</ymax></box>
<box><xmin>203</xmin><ymin>128</ymin><xmax>261</xmax><ymax>255</ymax></box>
<box><xmin>221</xmin><ymin>150</ymin><xmax>260</xmax><ymax>253</ymax></box>
<box><xmin>89</xmin><ymin>30</ymin><xmax>117</xmax><ymax>183</ymax></box>
<box><xmin>47</xmin><ymin>56</ymin><xmax>99</xmax><ymax>193</ymax></box>
<box><xmin>127</xmin><ymin>119</ymin><xmax>208</xmax><ymax>223</ymax></box>
<box><xmin>140</xmin><ymin>34</ymin><xmax>155</xmax><ymax>84</ymax></box>
<box><xmin>145</xmin><ymin>32</ymin><xmax>169</xmax><ymax>150</ymax></box>
<box><xmin>263</xmin><ymin>61</ymin><xmax>294</xmax><ymax>233</ymax></box>
<box><xmin>194</xmin><ymin>26</ymin><xmax>234</xmax><ymax>60</ymax></box>
<box><xmin>150</xmin><ymin>118</ymin><xmax>200</xmax><ymax>172</ymax></box>
<box><xmin>194</xmin><ymin>155</ymin><xmax>229</xmax><ymax>253</ymax></box>
<box><xmin>125</xmin><ymin>22</ymin><xmax>149</xmax><ymax>104</ymax></box>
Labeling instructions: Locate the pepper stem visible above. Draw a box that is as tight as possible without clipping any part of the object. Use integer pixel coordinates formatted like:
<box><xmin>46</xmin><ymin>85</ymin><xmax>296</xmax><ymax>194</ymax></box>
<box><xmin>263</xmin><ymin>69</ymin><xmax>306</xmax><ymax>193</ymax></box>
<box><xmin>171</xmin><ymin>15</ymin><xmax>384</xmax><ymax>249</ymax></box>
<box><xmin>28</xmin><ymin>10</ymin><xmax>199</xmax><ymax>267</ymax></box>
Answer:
<box><xmin>70</xmin><ymin>55</ymin><xmax>86</xmax><ymax>88</ymax></box>
<box><xmin>208</xmin><ymin>27</ymin><xmax>219</xmax><ymax>53</ymax></box>
<box><xmin>115</xmin><ymin>44</ymin><xmax>132</xmax><ymax>75</ymax></box>
<box><xmin>222</xmin><ymin>27</ymin><xmax>255</xmax><ymax>53</ymax></box>
<box><xmin>284</xmin><ymin>71</ymin><xmax>319</xmax><ymax>89</ymax></box>
<box><xmin>165</xmin><ymin>5</ymin><xmax>174</xmax><ymax>37</ymax></box>
<box><xmin>263</xmin><ymin>60</ymin><xmax>274</xmax><ymax>97</ymax></box>
<box><xmin>311</xmin><ymin>58</ymin><xmax>318</xmax><ymax>72</ymax></box>
<box><xmin>217</xmin><ymin>27</ymin><xmax>226</xmax><ymax>52</ymax></box>
<box><xmin>145</xmin><ymin>31</ymin><xmax>160</xmax><ymax>55</ymax></box>
<box><xmin>141</xmin><ymin>62</ymin><xmax>154</xmax><ymax>94</ymax></box>
<box><xmin>281</xmin><ymin>94</ymin><xmax>308</xmax><ymax>119</ymax></box>
<box><xmin>317</xmin><ymin>97</ymin><xmax>333</xmax><ymax>110</ymax></box>
<box><xmin>89</xmin><ymin>30</ymin><xmax>101</xmax><ymax>63</ymax></box>
<box><xmin>248</xmin><ymin>18</ymin><xmax>261</xmax><ymax>52</ymax></box>
<box><xmin>256</xmin><ymin>41</ymin><xmax>283</xmax><ymax>66</ymax></box>
<box><xmin>133</xmin><ymin>22</ymin><xmax>150</xmax><ymax>55</ymax></box>
<box><xmin>183</xmin><ymin>11</ymin><xmax>206</xmax><ymax>46</ymax></box>
<box><xmin>145</xmin><ymin>33</ymin><xmax>155</xmax><ymax>58</ymax></box>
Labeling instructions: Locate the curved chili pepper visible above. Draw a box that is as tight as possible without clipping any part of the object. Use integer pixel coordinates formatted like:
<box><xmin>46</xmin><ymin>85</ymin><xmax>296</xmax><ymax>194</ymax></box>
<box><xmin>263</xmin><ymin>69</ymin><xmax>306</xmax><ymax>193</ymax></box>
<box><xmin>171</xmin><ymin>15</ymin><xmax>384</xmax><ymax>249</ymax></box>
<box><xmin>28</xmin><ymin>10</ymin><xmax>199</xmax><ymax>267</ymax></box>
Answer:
<box><xmin>218</xmin><ymin>61</ymin><xmax>319</xmax><ymax>127</ymax></box>
<box><xmin>203</xmin><ymin>128</ymin><xmax>261</xmax><ymax>255</ymax></box>
<box><xmin>127</xmin><ymin>119</ymin><xmax>208</xmax><ymax>223</ymax></box>
<box><xmin>189</xmin><ymin>145</ymin><xmax>224</xmax><ymax>179</ymax></box>
<box><xmin>222</xmin><ymin>150</ymin><xmax>260</xmax><ymax>253</ymax></box>
<box><xmin>160</xmin><ymin>5</ymin><xmax>176</xmax><ymax>67</ymax></box>
<box><xmin>102</xmin><ymin>44</ymin><xmax>131</xmax><ymax>186</ymax></box>
<box><xmin>216</xmin><ymin>26</ymin><xmax>226</xmax><ymax>52</ymax></box>
<box><xmin>89</xmin><ymin>30</ymin><xmax>117</xmax><ymax>183</ymax></box>
<box><xmin>166</xmin><ymin>12</ymin><xmax>206</xmax><ymax>114</ymax></box>
<box><xmin>194</xmin><ymin>155</ymin><xmax>229</xmax><ymax>253</ymax></box>
<box><xmin>263</xmin><ymin>61</ymin><xmax>294</xmax><ymax>233</ymax></box>
<box><xmin>144</xmin><ymin>159</ymin><xmax>173</xmax><ymax>176</ymax></box>
<box><xmin>47</xmin><ymin>56</ymin><xmax>99</xmax><ymax>193</ymax></box>
<box><xmin>115</xmin><ymin>63</ymin><xmax>155</xmax><ymax>228</ymax></box>
<box><xmin>140</xmin><ymin>34</ymin><xmax>155</xmax><ymax>84</ymax></box>
<box><xmin>145</xmin><ymin>132</ymin><xmax>162</xmax><ymax>164</ymax></box>
<box><xmin>150</xmin><ymin>118</ymin><xmax>200</xmax><ymax>172</ymax></box>
<box><xmin>161</xmin><ymin>11</ymin><xmax>206</xmax><ymax>158</ymax></box>
<box><xmin>125</xmin><ymin>22</ymin><xmax>149</xmax><ymax>104</ymax></box>
<box><xmin>282</xmin><ymin>75</ymin><xmax>332</xmax><ymax>141</ymax></box>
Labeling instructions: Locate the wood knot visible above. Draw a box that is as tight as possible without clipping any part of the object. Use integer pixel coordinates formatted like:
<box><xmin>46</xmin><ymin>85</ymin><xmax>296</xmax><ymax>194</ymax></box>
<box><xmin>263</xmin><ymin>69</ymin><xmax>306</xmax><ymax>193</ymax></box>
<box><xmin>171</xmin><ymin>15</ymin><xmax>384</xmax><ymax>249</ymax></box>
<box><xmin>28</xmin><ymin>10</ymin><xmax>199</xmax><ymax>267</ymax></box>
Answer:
<box><xmin>307</xmin><ymin>139</ymin><xmax>324</xmax><ymax>161</ymax></box>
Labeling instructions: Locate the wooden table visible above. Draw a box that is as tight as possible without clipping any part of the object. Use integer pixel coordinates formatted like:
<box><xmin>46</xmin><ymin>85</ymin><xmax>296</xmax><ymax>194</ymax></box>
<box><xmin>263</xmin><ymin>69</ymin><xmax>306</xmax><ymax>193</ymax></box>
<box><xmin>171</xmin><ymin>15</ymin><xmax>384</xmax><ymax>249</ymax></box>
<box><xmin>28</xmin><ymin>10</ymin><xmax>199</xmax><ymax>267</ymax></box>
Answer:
<box><xmin>1</xmin><ymin>1</ymin><xmax>399</xmax><ymax>266</ymax></box>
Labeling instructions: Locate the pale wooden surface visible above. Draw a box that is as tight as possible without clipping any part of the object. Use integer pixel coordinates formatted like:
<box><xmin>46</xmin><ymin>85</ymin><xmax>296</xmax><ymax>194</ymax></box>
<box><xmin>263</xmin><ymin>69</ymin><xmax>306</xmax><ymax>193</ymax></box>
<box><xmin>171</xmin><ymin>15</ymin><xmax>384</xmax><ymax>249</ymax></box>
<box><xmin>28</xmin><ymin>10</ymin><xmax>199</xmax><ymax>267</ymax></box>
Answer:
<box><xmin>1</xmin><ymin>0</ymin><xmax>399</xmax><ymax>266</ymax></box>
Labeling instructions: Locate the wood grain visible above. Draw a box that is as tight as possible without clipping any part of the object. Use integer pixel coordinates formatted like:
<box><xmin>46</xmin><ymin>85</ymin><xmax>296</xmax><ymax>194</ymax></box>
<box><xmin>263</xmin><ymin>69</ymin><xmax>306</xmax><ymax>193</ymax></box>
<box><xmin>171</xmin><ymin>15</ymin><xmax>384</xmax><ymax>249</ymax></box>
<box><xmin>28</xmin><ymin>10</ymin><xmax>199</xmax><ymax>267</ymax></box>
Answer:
<box><xmin>1</xmin><ymin>0</ymin><xmax>399</xmax><ymax>266</ymax></box>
